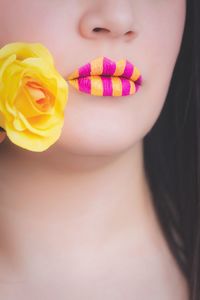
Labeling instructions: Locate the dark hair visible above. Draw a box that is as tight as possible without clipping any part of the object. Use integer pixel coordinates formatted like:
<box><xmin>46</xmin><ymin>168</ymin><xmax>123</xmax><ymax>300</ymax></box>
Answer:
<box><xmin>143</xmin><ymin>0</ymin><xmax>199</xmax><ymax>299</ymax></box>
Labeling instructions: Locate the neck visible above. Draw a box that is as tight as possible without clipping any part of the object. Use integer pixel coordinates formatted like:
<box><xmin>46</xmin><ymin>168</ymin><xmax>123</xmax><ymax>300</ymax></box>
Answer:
<box><xmin>0</xmin><ymin>138</ymin><xmax>156</xmax><ymax>271</ymax></box>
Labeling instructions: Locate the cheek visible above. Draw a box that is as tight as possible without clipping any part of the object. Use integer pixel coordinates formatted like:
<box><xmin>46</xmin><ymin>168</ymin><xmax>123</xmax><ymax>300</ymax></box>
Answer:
<box><xmin>144</xmin><ymin>0</ymin><xmax>186</xmax><ymax>79</ymax></box>
<box><xmin>132</xmin><ymin>0</ymin><xmax>187</xmax><ymax>136</ymax></box>
<box><xmin>0</xmin><ymin>1</ymin><xmax>74</xmax><ymax>45</ymax></box>
<box><xmin>0</xmin><ymin>0</ymin><xmax>79</xmax><ymax>72</ymax></box>
<box><xmin>142</xmin><ymin>0</ymin><xmax>186</xmax><ymax>89</ymax></box>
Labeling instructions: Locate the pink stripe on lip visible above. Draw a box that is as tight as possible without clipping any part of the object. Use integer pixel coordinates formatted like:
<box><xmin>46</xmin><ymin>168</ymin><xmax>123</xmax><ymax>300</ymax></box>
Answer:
<box><xmin>122</xmin><ymin>61</ymin><xmax>134</xmax><ymax>79</ymax></box>
<box><xmin>121</xmin><ymin>78</ymin><xmax>131</xmax><ymax>96</ymax></box>
<box><xmin>134</xmin><ymin>75</ymin><xmax>143</xmax><ymax>92</ymax></box>
<box><xmin>103</xmin><ymin>57</ymin><xmax>116</xmax><ymax>76</ymax></box>
<box><xmin>78</xmin><ymin>77</ymin><xmax>91</xmax><ymax>94</ymax></box>
<box><xmin>101</xmin><ymin>76</ymin><xmax>113</xmax><ymax>96</ymax></box>
<box><xmin>135</xmin><ymin>75</ymin><xmax>143</xmax><ymax>85</ymax></box>
<box><xmin>79</xmin><ymin>63</ymin><xmax>91</xmax><ymax>77</ymax></box>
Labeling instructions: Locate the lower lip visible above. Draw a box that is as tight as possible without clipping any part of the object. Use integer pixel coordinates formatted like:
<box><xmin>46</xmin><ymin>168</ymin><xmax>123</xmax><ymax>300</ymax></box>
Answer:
<box><xmin>68</xmin><ymin>75</ymin><xmax>142</xmax><ymax>97</ymax></box>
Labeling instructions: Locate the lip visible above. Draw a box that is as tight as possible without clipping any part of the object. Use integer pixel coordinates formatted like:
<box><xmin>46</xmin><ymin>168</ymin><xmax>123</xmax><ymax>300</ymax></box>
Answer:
<box><xmin>66</xmin><ymin>56</ymin><xmax>143</xmax><ymax>97</ymax></box>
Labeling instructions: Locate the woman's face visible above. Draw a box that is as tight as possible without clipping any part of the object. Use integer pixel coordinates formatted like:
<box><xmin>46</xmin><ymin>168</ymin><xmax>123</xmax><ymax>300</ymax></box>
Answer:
<box><xmin>0</xmin><ymin>0</ymin><xmax>186</xmax><ymax>156</ymax></box>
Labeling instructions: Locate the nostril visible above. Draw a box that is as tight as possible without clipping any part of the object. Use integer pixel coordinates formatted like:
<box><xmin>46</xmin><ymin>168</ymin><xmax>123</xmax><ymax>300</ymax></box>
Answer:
<box><xmin>92</xmin><ymin>28</ymin><xmax>135</xmax><ymax>39</ymax></box>
<box><xmin>125</xmin><ymin>30</ymin><xmax>134</xmax><ymax>36</ymax></box>
<box><xmin>93</xmin><ymin>27</ymin><xmax>110</xmax><ymax>33</ymax></box>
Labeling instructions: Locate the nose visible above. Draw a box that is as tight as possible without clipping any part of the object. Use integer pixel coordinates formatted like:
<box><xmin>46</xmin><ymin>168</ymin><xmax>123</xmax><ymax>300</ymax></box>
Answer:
<box><xmin>78</xmin><ymin>0</ymin><xmax>136</xmax><ymax>41</ymax></box>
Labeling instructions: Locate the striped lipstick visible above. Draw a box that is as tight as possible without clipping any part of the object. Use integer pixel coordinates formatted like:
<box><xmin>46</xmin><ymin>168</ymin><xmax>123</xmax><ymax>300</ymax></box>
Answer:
<box><xmin>66</xmin><ymin>57</ymin><xmax>143</xmax><ymax>97</ymax></box>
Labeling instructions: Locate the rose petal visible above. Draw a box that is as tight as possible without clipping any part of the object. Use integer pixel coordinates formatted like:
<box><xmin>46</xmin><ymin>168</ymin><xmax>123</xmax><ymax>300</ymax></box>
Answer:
<box><xmin>13</xmin><ymin>118</ymin><xmax>26</xmax><ymax>131</ymax></box>
<box><xmin>0</xmin><ymin>43</ymin><xmax>54</xmax><ymax>66</ymax></box>
<box><xmin>0</xmin><ymin>42</ymin><xmax>69</xmax><ymax>152</ymax></box>
<box><xmin>5</xmin><ymin>119</ymin><xmax>62</xmax><ymax>152</ymax></box>
<box><xmin>17</xmin><ymin>110</ymin><xmax>63</xmax><ymax>137</ymax></box>
<box><xmin>0</xmin><ymin>54</ymin><xmax>16</xmax><ymax>78</ymax></box>
<box><xmin>0</xmin><ymin>111</ymin><xmax>5</xmax><ymax>129</ymax></box>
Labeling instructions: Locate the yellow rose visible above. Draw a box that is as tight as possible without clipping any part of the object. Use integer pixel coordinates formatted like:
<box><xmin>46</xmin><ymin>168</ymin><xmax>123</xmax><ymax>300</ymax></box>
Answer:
<box><xmin>0</xmin><ymin>42</ymin><xmax>68</xmax><ymax>152</ymax></box>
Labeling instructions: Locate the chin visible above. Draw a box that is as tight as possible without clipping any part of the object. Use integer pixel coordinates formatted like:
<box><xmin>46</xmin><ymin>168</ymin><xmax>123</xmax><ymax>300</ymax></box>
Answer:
<box><xmin>55</xmin><ymin>118</ymin><xmax>143</xmax><ymax>158</ymax></box>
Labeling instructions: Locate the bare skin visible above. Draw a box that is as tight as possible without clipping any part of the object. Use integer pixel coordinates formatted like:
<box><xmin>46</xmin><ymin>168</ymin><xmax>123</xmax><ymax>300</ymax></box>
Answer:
<box><xmin>0</xmin><ymin>0</ymin><xmax>189</xmax><ymax>299</ymax></box>
<box><xmin>0</xmin><ymin>137</ymin><xmax>189</xmax><ymax>299</ymax></box>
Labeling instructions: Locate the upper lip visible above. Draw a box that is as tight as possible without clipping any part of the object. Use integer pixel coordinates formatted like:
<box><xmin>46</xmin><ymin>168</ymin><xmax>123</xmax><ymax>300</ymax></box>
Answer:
<box><xmin>66</xmin><ymin>56</ymin><xmax>143</xmax><ymax>85</ymax></box>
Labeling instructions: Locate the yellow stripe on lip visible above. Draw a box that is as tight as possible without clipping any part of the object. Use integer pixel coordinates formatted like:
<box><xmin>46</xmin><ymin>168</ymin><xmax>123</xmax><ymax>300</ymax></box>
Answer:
<box><xmin>67</xmin><ymin>69</ymin><xmax>79</xmax><ymax>80</ymax></box>
<box><xmin>90</xmin><ymin>57</ymin><xmax>104</xmax><ymax>76</ymax></box>
<box><xmin>68</xmin><ymin>78</ymin><xmax>79</xmax><ymax>90</ymax></box>
<box><xmin>111</xmin><ymin>77</ymin><xmax>122</xmax><ymax>96</ymax></box>
<box><xmin>91</xmin><ymin>75</ymin><xmax>103</xmax><ymax>96</ymax></box>
<box><xmin>113</xmin><ymin>60</ymin><xmax>126</xmax><ymax>77</ymax></box>
<box><xmin>131</xmin><ymin>66</ymin><xmax>141</xmax><ymax>81</ymax></box>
